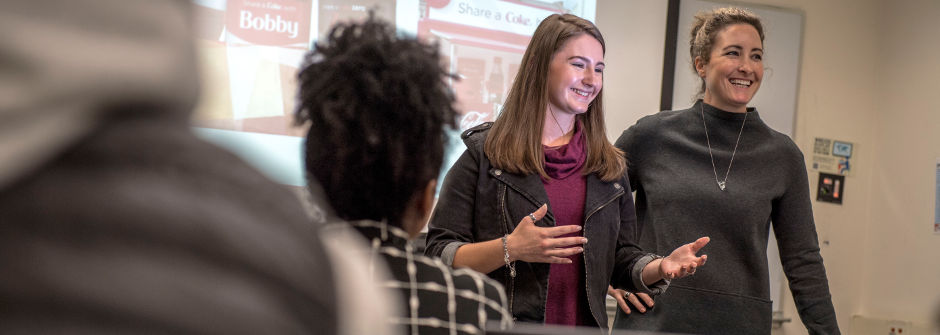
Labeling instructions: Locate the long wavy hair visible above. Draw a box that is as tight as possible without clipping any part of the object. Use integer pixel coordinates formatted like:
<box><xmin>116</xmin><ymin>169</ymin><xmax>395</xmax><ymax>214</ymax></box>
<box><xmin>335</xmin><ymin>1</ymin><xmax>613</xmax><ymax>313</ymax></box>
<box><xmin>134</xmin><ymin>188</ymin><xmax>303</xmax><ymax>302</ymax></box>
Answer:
<box><xmin>483</xmin><ymin>14</ymin><xmax>624</xmax><ymax>182</ymax></box>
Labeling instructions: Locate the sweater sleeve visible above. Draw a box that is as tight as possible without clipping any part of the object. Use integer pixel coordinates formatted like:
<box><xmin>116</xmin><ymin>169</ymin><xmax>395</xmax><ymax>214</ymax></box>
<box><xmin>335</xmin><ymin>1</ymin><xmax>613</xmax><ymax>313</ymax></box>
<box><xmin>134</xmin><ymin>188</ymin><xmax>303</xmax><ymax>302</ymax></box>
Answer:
<box><xmin>771</xmin><ymin>146</ymin><xmax>841</xmax><ymax>335</ymax></box>
<box><xmin>614</xmin><ymin>122</ymin><xmax>642</xmax><ymax>192</ymax></box>
<box><xmin>615</xmin><ymin>114</ymin><xmax>661</xmax><ymax>193</ymax></box>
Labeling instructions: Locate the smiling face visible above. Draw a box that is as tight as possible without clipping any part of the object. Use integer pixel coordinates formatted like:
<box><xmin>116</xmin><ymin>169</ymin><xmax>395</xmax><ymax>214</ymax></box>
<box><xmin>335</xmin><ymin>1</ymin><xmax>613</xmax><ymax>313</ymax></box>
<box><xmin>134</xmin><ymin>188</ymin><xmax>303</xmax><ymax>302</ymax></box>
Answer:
<box><xmin>696</xmin><ymin>23</ymin><xmax>763</xmax><ymax>113</ymax></box>
<box><xmin>546</xmin><ymin>33</ymin><xmax>604</xmax><ymax>117</ymax></box>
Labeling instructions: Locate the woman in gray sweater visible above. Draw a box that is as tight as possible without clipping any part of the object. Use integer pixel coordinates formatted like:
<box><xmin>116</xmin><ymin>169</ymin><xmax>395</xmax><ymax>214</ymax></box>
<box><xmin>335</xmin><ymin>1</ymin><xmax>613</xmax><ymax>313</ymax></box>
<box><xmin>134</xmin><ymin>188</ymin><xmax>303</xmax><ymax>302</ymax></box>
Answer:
<box><xmin>612</xmin><ymin>7</ymin><xmax>839</xmax><ymax>335</ymax></box>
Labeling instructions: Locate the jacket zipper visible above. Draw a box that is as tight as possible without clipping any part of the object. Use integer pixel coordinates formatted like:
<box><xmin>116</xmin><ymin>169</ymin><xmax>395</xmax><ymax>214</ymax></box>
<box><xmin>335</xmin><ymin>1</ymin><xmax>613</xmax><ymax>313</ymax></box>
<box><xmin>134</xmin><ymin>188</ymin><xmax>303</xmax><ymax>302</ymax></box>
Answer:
<box><xmin>498</xmin><ymin>183</ymin><xmax>515</xmax><ymax>318</ymax></box>
<box><xmin>582</xmin><ymin>189</ymin><xmax>623</xmax><ymax>327</ymax></box>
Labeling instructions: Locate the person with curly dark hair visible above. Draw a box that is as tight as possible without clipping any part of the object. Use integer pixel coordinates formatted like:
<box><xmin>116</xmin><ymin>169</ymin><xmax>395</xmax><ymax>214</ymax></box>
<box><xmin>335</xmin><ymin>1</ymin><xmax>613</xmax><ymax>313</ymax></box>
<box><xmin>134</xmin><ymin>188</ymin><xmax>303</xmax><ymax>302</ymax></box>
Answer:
<box><xmin>295</xmin><ymin>13</ymin><xmax>513</xmax><ymax>334</ymax></box>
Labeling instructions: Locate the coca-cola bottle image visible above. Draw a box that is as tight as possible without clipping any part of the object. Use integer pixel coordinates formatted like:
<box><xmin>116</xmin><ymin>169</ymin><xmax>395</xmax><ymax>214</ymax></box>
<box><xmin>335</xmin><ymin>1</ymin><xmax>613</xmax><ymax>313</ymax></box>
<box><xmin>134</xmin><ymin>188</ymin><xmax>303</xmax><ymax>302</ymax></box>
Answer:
<box><xmin>486</xmin><ymin>56</ymin><xmax>504</xmax><ymax>105</ymax></box>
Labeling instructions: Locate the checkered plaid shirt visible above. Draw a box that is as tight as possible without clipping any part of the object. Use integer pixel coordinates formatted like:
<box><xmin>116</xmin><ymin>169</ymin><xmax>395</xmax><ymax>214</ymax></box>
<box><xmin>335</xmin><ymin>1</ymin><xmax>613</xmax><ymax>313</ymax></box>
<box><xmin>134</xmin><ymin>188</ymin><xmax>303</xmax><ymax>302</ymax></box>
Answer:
<box><xmin>337</xmin><ymin>220</ymin><xmax>513</xmax><ymax>335</ymax></box>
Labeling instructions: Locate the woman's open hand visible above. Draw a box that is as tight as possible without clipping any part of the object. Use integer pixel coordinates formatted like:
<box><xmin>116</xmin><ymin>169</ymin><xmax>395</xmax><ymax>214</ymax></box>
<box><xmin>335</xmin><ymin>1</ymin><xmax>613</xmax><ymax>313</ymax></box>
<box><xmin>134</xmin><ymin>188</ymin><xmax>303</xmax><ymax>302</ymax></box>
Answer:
<box><xmin>659</xmin><ymin>236</ymin><xmax>710</xmax><ymax>279</ymax></box>
<box><xmin>506</xmin><ymin>204</ymin><xmax>587</xmax><ymax>264</ymax></box>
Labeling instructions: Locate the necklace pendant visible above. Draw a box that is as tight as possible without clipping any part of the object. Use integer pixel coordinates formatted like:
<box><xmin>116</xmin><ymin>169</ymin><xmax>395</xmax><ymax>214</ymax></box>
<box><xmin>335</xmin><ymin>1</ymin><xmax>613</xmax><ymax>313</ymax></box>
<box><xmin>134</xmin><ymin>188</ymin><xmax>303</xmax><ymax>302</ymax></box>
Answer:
<box><xmin>717</xmin><ymin>181</ymin><xmax>727</xmax><ymax>191</ymax></box>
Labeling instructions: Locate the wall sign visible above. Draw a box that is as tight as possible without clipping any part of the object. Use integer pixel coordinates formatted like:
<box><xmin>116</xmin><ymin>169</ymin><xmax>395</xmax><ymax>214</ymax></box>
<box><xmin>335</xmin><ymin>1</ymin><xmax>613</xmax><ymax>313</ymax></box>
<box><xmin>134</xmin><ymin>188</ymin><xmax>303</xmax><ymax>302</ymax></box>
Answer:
<box><xmin>811</xmin><ymin>137</ymin><xmax>854</xmax><ymax>176</ymax></box>
<box><xmin>816</xmin><ymin>172</ymin><xmax>845</xmax><ymax>205</ymax></box>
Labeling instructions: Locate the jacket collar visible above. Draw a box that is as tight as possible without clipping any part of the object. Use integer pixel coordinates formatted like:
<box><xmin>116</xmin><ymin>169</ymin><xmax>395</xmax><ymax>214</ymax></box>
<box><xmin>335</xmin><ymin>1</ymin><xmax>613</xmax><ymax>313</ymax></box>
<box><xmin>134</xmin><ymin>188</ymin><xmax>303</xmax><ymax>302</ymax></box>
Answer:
<box><xmin>584</xmin><ymin>174</ymin><xmax>625</xmax><ymax>221</ymax></box>
<box><xmin>488</xmin><ymin>168</ymin><xmax>550</xmax><ymax>208</ymax></box>
<box><xmin>488</xmin><ymin>168</ymin><xmax>624</xmax><ymax>225</ymax></box>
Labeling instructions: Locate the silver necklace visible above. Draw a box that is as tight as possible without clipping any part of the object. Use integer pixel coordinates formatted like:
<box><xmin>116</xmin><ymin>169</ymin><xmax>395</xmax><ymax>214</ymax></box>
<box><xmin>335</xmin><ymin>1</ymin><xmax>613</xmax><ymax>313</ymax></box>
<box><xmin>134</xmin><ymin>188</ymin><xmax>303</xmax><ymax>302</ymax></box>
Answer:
<box><xmin>548</xmin><ymin>106</ymin><xmax>573</xmax><ymax>136</ymax></box>
<box><xmin>701</xmin><ymin>103</ymin><xmax>747</xmax><ymax>191</ymax></box>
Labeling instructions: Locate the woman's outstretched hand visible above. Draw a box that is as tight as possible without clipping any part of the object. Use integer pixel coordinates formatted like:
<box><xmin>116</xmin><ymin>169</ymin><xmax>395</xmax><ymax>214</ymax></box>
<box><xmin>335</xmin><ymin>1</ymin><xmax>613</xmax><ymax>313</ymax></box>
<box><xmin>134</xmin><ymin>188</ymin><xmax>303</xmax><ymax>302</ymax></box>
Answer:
<box><xmin>659</xmin><ymin>236</ymin><xmax>710</xmax><ymax>280</ymax></box>
<box><xmin>507</xmin><ymin>204</ymin><xmax>587</xmax><ymax>264</ymax></box>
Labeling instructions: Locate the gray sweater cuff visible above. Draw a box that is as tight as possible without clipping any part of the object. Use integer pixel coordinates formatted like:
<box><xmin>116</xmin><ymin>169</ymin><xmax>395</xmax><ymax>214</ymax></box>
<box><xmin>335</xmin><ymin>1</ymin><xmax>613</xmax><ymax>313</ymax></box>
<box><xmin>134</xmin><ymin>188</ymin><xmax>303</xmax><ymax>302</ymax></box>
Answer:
<box><xmin>631</xmin><ymin>254</ymin><xmax>669</xmax><ymax>295</ymax></box>
<box><xmin>440</xmin><ymin>241</ymin><xmax>468</xmax><ymax>267</ymax></box>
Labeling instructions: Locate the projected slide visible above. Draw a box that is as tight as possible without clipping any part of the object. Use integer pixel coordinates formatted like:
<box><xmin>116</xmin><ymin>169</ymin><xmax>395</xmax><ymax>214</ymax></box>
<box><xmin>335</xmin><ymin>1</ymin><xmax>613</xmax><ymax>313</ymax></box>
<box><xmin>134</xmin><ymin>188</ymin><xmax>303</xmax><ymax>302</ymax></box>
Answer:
<box><xmin>191</xmin><ymin>0</ymin><xmax>595</xmax><ymax>186</ymax></box>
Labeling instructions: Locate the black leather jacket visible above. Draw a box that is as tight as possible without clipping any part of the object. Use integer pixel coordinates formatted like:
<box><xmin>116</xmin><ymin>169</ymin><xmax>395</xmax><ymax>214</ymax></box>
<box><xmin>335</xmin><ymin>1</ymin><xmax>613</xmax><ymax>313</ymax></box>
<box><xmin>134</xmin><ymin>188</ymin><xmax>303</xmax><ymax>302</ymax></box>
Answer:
<box><xmin>425</xmin><ymin>123</ymin><xmax>664</xmax><ymax>328</ymax></box>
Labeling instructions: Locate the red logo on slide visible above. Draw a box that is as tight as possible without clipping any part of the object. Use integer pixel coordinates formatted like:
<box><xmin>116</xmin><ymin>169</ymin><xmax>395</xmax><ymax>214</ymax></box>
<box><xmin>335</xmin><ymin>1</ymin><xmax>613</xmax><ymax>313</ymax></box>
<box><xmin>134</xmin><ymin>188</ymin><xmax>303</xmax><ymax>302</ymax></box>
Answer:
<box><xmin>226</xmin><ymin>0</ymin><xmax>311</xmax><ymax>46</ymax></box>
<box><xmin>427</xmin><ymin>0</ymin><xmax>451</xmax><ymax>9</ymax></box>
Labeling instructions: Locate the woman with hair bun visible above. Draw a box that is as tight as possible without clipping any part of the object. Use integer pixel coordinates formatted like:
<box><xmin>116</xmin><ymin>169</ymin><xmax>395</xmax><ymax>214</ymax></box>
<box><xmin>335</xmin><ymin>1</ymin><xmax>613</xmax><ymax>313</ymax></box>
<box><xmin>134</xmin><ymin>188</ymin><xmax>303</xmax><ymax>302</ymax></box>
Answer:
<box><xmin>613</xmin><ymin>7</ymin><xmax>839</xmax><ymax>334</ymax></box>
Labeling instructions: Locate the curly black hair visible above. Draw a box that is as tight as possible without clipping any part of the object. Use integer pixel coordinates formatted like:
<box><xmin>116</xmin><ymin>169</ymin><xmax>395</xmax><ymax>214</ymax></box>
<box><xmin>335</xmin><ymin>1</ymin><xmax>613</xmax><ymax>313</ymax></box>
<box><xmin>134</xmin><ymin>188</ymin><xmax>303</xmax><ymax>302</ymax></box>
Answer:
<box><xmin>295</xmin><ymin>13</ymin><xmax>458</xmax><ymax>228</ymax></box>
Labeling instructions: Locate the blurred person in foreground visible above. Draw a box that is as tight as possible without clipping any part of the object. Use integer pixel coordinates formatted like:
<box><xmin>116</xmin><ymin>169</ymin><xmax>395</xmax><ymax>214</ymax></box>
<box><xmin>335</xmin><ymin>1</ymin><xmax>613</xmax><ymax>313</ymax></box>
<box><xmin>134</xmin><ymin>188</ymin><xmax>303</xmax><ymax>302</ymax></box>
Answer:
<box><xmin>295</xmin><ymin>13</ymin><xmax>513</xmax><ymax>335</ymax></box>
<box><xmin>0</xmin><ymin>0</ymin><xmax>360</xmax><ymax>333</ymax></box>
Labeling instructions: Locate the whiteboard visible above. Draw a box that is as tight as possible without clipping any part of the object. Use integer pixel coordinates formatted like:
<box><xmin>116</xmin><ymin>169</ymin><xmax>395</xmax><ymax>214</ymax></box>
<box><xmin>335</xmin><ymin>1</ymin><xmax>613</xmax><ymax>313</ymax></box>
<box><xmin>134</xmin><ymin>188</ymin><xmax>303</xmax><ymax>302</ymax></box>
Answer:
<box><xmin>669</xmin><ymin>0</ymin><xmax>805</xmax><ymax>313</ymax></box>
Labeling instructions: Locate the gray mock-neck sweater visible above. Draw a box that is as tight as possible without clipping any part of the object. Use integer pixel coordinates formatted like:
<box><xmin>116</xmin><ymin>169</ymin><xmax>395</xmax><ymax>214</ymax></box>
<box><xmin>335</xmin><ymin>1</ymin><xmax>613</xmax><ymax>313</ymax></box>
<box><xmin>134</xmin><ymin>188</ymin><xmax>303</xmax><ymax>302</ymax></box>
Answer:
<box><xmin>612</xmin><ymin>100</ymin><xmax>839</xmax><ymax>334</ymax></box>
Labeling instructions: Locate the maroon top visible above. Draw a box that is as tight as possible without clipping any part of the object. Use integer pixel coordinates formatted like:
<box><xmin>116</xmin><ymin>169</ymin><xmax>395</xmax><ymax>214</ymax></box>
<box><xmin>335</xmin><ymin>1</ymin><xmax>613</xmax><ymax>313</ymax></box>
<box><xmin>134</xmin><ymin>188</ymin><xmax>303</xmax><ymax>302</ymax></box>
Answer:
<box><xmin>541</xmin><ymin>121</ymin><xmax>593</xmax><ymax>326</ymax></box>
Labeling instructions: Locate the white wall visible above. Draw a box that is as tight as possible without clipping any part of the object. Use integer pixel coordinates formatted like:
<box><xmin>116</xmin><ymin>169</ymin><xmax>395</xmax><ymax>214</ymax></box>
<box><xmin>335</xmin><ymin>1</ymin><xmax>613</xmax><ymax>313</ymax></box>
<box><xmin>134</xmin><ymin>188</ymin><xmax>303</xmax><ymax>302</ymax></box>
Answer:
<box><xmin>595</xmin><ymin>0</ymin><xmax>668</xmax><ymax>143</ymax></box>
<box><xmin>864</xmin><ymin>0</ymin><xmax>940</xmax><ymax>328</ymax></box>
<box><xmin>597</xmin><ymin>0</ymin><xmax>940</xmax><ymax>333</ymax></box>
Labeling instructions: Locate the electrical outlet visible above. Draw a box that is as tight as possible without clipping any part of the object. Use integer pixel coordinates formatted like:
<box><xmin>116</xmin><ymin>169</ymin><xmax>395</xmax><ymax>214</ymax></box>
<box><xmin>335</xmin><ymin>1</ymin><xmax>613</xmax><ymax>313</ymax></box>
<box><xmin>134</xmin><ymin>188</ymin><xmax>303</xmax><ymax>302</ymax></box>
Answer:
<box><xmin>887</xmin><ymin>319</ymin><xmax>912</xmax><ymax>335</ymax></box>
<box><xmin>849</xmin><ymin>315</ymin><xmax>926</xmax><ymax>335</ymax></box>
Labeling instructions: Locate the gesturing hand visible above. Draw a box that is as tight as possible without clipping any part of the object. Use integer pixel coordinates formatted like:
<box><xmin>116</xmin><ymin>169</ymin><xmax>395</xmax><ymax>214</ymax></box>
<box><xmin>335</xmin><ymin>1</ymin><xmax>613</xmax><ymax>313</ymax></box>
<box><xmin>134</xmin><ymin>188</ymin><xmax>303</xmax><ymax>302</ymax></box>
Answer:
<box><xmin>659</xmin><ymin>236</ymin><xmax>710</xmax><ymax>280</ymax></box>
<box><xmin>608</xmin><ymin>285</ymin><xmax>654</xmax><ymax>314</ymax></box>
<box><xmin>506</xmin><ymin>204</ymin><xmax>586</xmax><ymax>264</ymax></box>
